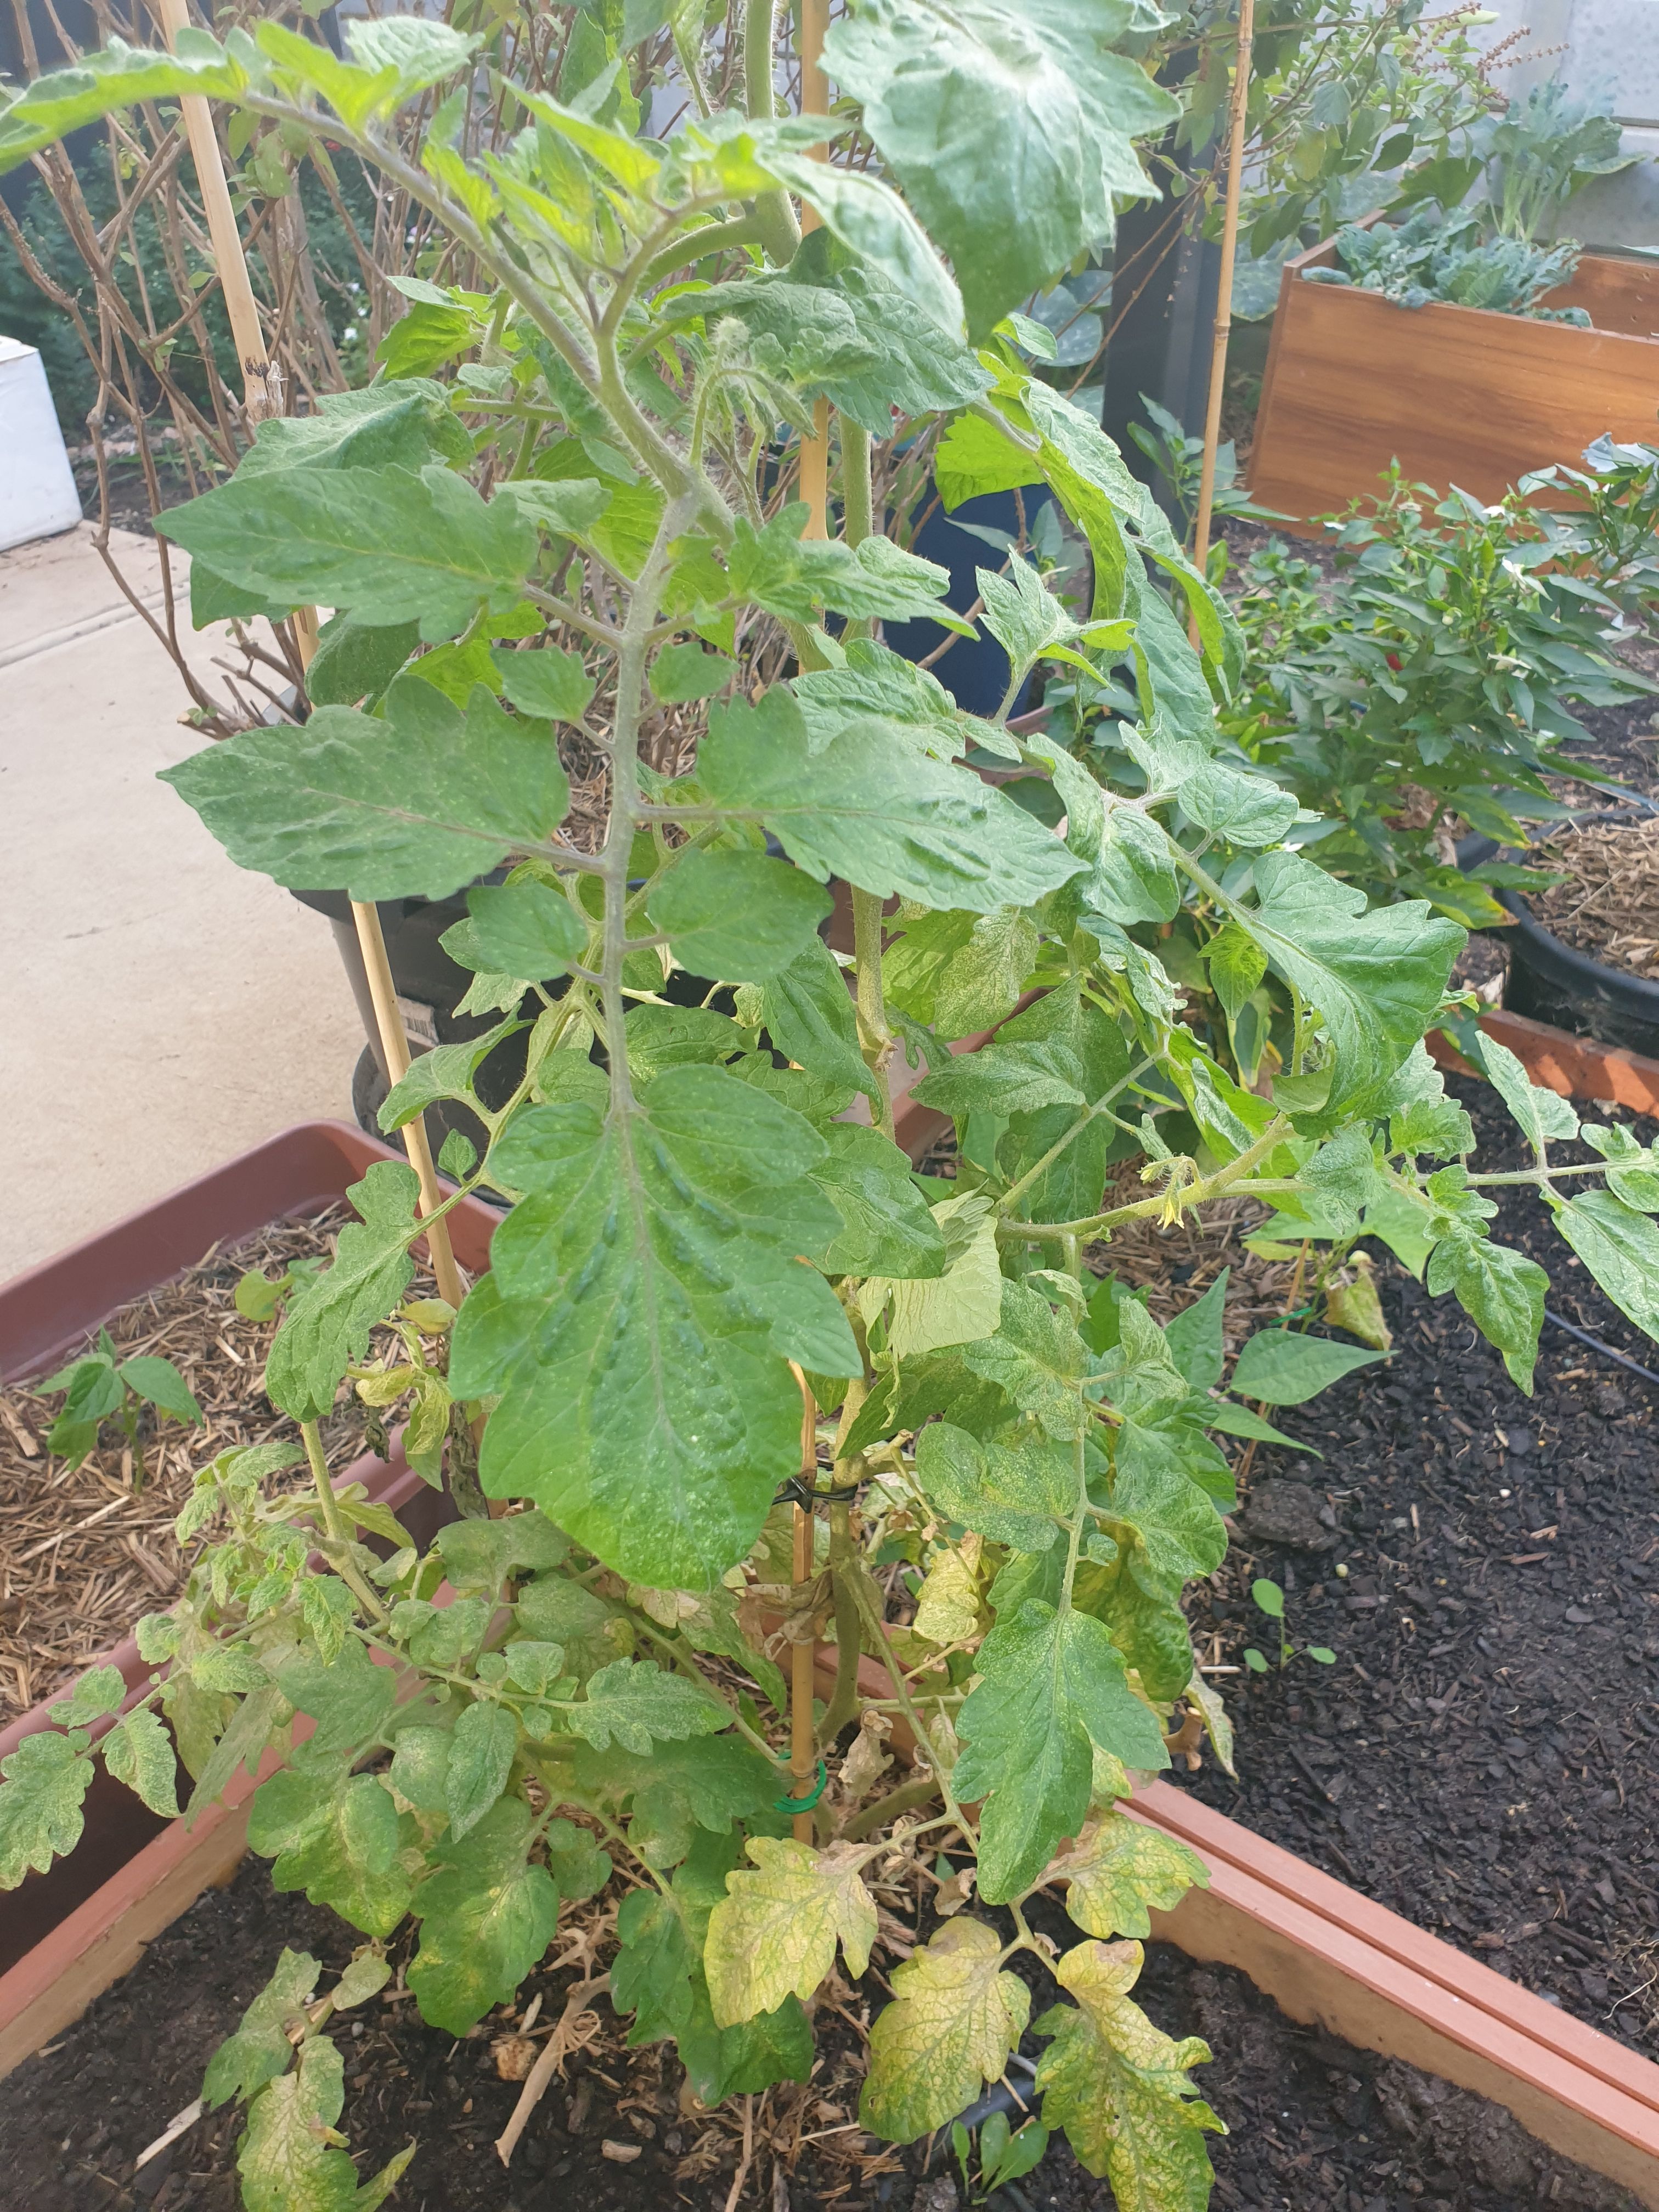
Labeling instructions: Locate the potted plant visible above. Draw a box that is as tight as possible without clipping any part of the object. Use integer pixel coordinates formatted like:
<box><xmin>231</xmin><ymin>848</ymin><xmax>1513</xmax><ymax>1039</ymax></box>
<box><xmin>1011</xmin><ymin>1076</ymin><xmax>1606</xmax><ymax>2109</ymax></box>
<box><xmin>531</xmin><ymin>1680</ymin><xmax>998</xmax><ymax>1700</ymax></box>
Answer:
<box><xmin>8</xmin><ymin>9</ymin><xmax>1659</xmax><ymax>2208</ymax></box>
<box><xmin>1248</xmin><ymin>83</ymin><xmax>1658</xmax><ymax>525</ymax></box>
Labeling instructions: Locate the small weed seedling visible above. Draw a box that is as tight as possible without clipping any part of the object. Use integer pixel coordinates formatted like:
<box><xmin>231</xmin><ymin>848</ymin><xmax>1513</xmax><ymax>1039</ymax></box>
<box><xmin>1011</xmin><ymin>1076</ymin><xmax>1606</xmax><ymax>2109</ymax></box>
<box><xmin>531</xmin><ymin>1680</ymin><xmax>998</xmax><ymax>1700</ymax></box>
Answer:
<box><xmin>233</xmin><ymin>1257</ymin><xmax>326</xmax><ymax>1323</ymax></box>
<box><xmin>1243</xmin><ymin>1577</ymin><xmax>1336</xmax><ymax>1674</ymax></box>
<box><xmin>953</xmin><ymin>2109</ymin><xmax>1049</xmax><ymax>2207</ymax></box>
<box><xmin>38</xmin><ymin>1329</ymin><xmax>202</xmax><ymax>1492</ymax></box>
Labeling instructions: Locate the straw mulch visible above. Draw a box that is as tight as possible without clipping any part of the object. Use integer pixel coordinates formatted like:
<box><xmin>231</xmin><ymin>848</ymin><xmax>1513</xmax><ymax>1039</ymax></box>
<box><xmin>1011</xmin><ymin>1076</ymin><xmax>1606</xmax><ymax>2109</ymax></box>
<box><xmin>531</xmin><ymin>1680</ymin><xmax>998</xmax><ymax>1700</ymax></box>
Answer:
<box><xmin>1088</xmin><ymin>1178</ymin><xmax>1299</xmax><ymax>1348</ymax></box>
<box><xmin>0</xmin><ymin>1209</ymin><xmax>418</xmax><ymax>1725</ymax></box>
<box><xmin>1526</xmin><ymin>814</ymin><xmax>1659</xmax><ymax>983</ymax></box>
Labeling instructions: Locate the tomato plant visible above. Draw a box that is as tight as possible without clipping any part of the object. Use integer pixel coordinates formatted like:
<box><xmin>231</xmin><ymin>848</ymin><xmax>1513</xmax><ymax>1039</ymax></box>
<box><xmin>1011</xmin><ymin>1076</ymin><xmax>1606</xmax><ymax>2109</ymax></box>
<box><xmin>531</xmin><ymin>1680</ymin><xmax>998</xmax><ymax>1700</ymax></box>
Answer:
<box><xmin>7</xmin><ymin>12</ymin><xmax>1659</xmax><ymax>2210</ymax></box>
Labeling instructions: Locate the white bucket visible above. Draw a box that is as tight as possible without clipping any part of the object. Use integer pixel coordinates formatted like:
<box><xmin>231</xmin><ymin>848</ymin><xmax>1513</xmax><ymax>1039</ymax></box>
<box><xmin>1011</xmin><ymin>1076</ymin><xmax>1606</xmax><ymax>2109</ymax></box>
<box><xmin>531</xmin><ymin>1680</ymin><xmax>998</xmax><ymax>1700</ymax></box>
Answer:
<box><xmin>0</xmin><ymin>337</ymin><xmax>83</xmax><ymax>553</ymax></box>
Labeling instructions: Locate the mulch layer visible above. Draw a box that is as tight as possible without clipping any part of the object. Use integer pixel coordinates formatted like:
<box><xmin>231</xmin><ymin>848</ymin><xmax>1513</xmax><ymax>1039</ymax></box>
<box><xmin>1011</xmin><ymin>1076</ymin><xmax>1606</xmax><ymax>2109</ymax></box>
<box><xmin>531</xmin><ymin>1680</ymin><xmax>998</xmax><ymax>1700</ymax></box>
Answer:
<box><xmin>1178</xmin><ymin>1070</ymin><xmax>1659</xmax><ymax>2062</ymax></box>
<box><xmin>0</xmin><ymin>1211</ymin><xmax>422</xmax><ymax>1726</ymax></box>
<box><xmin>0</xmin><ymin>1851</ymin><xmax>1637</xmax><ymax>2212</ymax></box>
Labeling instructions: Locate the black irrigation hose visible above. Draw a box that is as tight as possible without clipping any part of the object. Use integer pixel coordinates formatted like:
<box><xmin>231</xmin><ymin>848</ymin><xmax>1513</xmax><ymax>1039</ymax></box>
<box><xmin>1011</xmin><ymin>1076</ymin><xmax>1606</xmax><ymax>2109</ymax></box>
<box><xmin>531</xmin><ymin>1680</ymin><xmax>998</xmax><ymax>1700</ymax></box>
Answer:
<box><xmin>1542</xmin><ymin>1307</ymin><xmax>1659</xmax><ymax>1390</ymax></box>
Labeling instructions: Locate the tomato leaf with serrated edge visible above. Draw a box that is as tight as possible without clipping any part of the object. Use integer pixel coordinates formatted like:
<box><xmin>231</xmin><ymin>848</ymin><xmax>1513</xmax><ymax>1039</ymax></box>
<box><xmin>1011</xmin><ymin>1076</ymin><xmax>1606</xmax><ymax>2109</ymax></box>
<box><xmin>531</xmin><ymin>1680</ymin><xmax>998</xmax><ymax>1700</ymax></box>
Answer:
<box><xmin>706</xmin><ymin>1838</ymin><xmax>877</xmax><ymax>2024</ymax></box>
<box><xmin>407</xmin><ymin>1797</ymin><xmax>560</xmax><ymax>2033</ymax></box>
<box><xmin>1035</xmin><ymin>1939</ymin><xmax>1223</xmax><ymax>2210</ymax></box>
<box><xmin>1051</xmin><ymin>1811</ymin><xmax>1210</xmax><ymax>1940</ymax></box>
<box><xmin>860</xmin><ymin>1919</ymin><xmax>1032</xmax><ymax>2141</ymax></box>
<box><xmin>452</xmin><ymin>1065</ymin><xmax>856</xmax><ymax>1588</ymax></box>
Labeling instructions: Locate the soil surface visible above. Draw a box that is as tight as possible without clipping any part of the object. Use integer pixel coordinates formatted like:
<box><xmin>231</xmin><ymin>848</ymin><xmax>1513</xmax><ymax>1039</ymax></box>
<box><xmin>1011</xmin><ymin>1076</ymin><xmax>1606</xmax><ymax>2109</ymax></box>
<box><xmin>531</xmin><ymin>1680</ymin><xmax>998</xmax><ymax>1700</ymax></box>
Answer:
<box><xmin>0</xmin><ymin>1212</ymin><xmax>425</xmax><ymax>1724</ymax></box>
<box><xmin>1180</xmin><ymin>1070</ymin><xmax>1659</xmax><ymax>2062</ymax></box>
<box><xmin>0</xmin><ymin>1852</ymin><xmax>1635</xmax><ymax>2212</ymax></box>
<box><xmin>72</xmin><ymin>453</ymin><xmax>202</xmax><ymax>536</ymax></box>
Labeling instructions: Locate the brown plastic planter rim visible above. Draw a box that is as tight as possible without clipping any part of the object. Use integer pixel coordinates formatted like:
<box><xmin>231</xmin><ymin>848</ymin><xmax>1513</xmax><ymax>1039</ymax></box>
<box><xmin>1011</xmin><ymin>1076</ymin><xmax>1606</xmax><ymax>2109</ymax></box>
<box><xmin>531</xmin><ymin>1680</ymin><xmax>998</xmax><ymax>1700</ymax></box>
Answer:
<box><xmin>5</xmin><ymin>1048</ymin><xmax>1659</xmax><ymax>2193</ymax></box>
<box><xmin>1432</xmin><ymin>1005</ymin><xmax>1659</xmax><ymax>1119</ymax></box>
<box><xmin>0</xmin><ymin>1120</ymin><xmax>503</xmax><ymax>2079</ymax></box>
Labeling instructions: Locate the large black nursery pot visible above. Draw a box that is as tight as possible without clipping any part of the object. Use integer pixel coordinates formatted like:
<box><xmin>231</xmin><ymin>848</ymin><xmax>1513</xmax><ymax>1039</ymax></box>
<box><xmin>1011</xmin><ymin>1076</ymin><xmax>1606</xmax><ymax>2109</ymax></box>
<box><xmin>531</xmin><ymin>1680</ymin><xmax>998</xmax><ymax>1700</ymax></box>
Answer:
<box><xmin>884</xmin><ymin>481</ymin><xmax>1056</xmax><ymax>719</ymax></box>
<box><xmin>1460</xmin><ymin>820</ymin><xmax>1659</xmax><ymax>1063</ymax></box>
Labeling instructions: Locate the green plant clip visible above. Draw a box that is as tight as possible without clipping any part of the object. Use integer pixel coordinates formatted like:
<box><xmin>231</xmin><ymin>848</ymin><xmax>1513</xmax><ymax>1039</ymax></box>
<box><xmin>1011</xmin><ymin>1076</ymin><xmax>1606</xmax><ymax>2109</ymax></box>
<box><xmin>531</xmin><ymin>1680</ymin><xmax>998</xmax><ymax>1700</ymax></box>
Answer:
<box><xmin>772</xmin><ymin>1758</ymin><xmax>830</xmax><ymax>1814</ymax></box>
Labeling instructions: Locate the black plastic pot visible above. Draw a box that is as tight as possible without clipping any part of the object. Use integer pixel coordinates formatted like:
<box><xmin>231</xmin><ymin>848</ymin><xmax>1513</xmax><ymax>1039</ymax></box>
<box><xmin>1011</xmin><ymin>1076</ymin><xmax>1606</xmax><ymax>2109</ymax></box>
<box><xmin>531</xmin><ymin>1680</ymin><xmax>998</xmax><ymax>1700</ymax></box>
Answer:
<box><xmin>291</xmin><ymin>885</ymin><xmax>734</xmax><ymax>1147</ymax></box>
<box><xmin>1499</xmin><ymin>894</ymin><xmax>1659</xmax><ymax>1062</ymax></box>
<box><xmin>884</xmin><ymin>482</ymin><xmax>1056</xmax><ymax>719</ymax></box>
<box><xmin>1459</xmin><ymin>818</ymin><xmax>1659</xmax><ymax>1061</ymax></box>
<box><xmin>290</xmin><ymin>885</ymin><xmax>517</xmax><ymax>1152</ymax></box>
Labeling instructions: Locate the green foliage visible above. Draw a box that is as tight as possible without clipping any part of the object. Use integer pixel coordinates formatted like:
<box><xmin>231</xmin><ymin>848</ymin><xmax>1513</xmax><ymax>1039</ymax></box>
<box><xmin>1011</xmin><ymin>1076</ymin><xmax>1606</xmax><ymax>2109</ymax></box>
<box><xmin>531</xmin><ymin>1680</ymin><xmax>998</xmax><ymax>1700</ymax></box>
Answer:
<box><xmin>824</xmin><ymin>0</ymin><xmax>1177</xmax><ymax>339</ymax></box>
<box><xmin>1521</xmin><ymin>437</ymin><xmax>1659</xmax><ymax>640</ymax></box>
<box><xmin>11</xmin><ymin>16</ymin><xmax>1659</xmax><ymax>2212</ymax></box>
<box><xmin>1476</xmin><ymin>79</ymin><xmax>1635</xmax><ymax>244</ymax></box>
<box><xmin>1304</xmin><ymin>205</ymin><xmax>1588</xmax><ymax>321</ymax></box>
<box><xmin>37</xmin><ymin>1333</ymin><xmax>201</xmax><ymax>1485</ymax></box>
<box><xmin>1220</xmin><ymin>471</ymin><xmax>1655</xmax><ymax>928</ymax></box>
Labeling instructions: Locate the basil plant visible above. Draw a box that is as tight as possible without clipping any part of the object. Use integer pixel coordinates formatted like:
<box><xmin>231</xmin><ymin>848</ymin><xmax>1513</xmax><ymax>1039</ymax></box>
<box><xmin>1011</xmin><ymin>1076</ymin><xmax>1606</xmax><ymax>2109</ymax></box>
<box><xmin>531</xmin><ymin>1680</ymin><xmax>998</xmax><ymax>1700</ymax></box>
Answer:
<box><xmin>7</xmin><ymin>10</ymin><xmax>1658</xmax><ymax>2210</ymax></box>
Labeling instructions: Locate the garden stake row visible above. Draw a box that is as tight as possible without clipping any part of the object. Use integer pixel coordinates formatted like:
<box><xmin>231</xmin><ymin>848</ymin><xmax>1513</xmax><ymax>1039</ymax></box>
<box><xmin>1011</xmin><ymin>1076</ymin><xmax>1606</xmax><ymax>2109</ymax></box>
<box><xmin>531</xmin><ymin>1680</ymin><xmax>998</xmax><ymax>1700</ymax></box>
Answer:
<box><xmin>148</xmin><ymin>0</ymin><xmax>465</xmax><ymax>1316</ymax></box>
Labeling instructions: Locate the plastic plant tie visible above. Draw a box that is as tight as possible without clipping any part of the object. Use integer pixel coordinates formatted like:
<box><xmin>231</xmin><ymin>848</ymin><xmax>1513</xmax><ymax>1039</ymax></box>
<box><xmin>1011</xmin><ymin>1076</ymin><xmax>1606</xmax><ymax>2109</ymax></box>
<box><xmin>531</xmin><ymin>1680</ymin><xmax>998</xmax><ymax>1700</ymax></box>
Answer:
<box><xmin>772</xmin><ymin>1474</ymin><xmax>865</xmax><ymax>1509</ymax></box>
<box><xmin>773</xmin><ymin>1757</ymin><xmax>830</xmax><ymax>1814</ymax></box>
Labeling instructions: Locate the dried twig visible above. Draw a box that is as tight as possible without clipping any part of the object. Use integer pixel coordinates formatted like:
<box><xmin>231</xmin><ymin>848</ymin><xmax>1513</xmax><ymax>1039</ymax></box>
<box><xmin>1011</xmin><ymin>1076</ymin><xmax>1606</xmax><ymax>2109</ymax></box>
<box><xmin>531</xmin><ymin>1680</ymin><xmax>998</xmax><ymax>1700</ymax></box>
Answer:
<box><xmin>494</xmin><ymin>1971</ymin><xmax>610</xmax><ymax>2168</ymax></box>
<box><xmin>723</xmin><ymin>2094</ymin><xmax>757</xmax><ymax>2212</ymax></box>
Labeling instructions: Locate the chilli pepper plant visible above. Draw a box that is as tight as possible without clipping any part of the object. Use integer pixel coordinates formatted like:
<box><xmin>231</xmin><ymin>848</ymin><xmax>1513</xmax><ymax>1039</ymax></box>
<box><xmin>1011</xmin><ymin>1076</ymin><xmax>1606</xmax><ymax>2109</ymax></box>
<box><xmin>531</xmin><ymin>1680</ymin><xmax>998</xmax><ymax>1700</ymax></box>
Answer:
<box><xmin>9</xmin><ymin>14</ymin><xmax>1659</xmax><ymax>2212</ymax></box>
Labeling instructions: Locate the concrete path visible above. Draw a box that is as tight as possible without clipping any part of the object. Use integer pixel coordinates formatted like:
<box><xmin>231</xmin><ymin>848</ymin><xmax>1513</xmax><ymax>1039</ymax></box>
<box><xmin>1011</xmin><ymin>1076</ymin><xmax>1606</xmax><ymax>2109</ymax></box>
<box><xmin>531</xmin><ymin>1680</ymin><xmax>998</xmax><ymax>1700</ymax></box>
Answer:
<box><xmin>1</xmin><ymin>523</ymin><xmax>364</xmax><ymax>1282</ymax></box>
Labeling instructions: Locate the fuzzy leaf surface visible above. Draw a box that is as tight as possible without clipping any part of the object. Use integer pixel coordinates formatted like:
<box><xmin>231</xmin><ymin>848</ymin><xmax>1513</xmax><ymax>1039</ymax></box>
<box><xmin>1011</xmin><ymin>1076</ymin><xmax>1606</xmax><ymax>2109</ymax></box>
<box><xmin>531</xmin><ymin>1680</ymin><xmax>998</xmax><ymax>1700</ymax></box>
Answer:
<box><xmin>706</xmin><ymin>1838</ymin><xmax>878</xmax><ymax>2024</ymax></box>
<box><xmin>953</xmin><ymin>1600</ymin><xmax>1169</xmax><ymax>1901</ymax></box>
<box><xmin>860</xmin><ymin>1919</ymin><xmax>1032</xmax><ymax>2141</ymax></box>
<box><xmin>158</xmin><ymin>463</ymin><xmax>533</xmax><ymax>636</ymax></box>
<box><xmin>407</xmin><ymin>1798</ymin><xmax>560</xmax><ymax>2033</ymax></box>
<box><xmin>696</xmin><ymin>692</ymin><xmax>1085</xmax><ymax>913</ymax></box>
<box><xmin>1035</xmin><ymin>1939</ymin><xmax>1223</xmax><ymax>2209</ymax></box>
<box><xmin>453</xmin><ymin>1066</ymin><xmax>855</xmax><ymax>1587</ymax></box>
<box><xmin>264</xmin><ymin>1164</ymin><xmax>420</xmax><ymax>1421</ymax></box>
<box><xmin>0</xmin><ymin>1731</ymin><xmax>93</xmax><ymax>1888</ymax></box>
<box><xmin>1053</xmin><ymin>1812</ymin><xmax>1210</xmax><ymax>1940</ymax></box>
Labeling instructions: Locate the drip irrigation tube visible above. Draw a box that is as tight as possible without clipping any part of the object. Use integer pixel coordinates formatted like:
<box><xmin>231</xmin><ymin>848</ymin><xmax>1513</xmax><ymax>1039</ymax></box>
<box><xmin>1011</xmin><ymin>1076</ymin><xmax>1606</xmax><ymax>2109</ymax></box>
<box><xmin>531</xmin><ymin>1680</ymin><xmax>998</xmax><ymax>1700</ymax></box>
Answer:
<box><xmin>1542</xmin><ymin>1307</ymin><xmax>1659</xmax><ymax>1390</ymax></box>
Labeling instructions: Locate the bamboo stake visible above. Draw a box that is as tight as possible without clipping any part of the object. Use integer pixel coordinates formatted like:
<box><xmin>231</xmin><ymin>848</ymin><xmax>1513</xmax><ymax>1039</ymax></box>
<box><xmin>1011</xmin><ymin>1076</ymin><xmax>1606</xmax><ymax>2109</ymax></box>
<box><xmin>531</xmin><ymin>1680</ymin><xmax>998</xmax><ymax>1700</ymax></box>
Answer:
<box><xmin>791</xmin><ymin>1378</ymin><xmax>819</xmax><ymax>1843</ymax></box>
<box><xmin>787</xmin><ymin>2</ymin><xmax>832</xmax><ymax>1838</ymax></box>
<box><xmin>797</xmin><ymin>0</ymin><xmax>831</xmax><ymax>539</ymax></box>
<box><xmin>148</xmin><ymin>0</ymin><xmax>465</xmax><ymax>1315</ymax></box>
<box><xmin>1189</xmin><ymin>0</ymin><xmax>1256</xmax><ymax>584</ymax></box>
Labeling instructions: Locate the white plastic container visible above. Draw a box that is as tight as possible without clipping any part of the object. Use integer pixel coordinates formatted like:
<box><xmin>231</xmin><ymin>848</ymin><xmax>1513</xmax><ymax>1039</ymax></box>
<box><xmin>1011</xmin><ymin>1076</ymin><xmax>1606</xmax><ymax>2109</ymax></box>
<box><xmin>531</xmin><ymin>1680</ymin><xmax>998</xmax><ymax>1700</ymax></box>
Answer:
<box><xmin>0</xmin><ymin>337</ymin><xmax>83</xmax><ymax>552</ymax></box>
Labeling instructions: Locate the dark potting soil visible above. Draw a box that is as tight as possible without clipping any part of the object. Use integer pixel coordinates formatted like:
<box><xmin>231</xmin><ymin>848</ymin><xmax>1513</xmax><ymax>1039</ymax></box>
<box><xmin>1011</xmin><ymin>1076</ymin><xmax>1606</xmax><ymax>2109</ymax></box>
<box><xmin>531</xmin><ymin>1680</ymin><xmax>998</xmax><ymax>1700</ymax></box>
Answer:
<box><xmin>0</xmin><ymin>1852</ymin><xmax>1636</xmax><ymax>2212</ymax></box>
<box><xmin>1179</xmin><ymin>1069</ymin><xmax>1659</xmax><ymax>2063</ymax></box>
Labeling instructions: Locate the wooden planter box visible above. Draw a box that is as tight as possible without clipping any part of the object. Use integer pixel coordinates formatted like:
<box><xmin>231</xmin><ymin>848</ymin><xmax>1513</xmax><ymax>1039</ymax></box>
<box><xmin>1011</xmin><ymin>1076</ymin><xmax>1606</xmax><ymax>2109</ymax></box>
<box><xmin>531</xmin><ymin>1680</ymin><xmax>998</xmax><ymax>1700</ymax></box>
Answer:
<box><xmin>0</xmin><ymin>1120</ymin><xmax>503</xmax><ymax>2076</ymax></box>
<box><xmin>1248</xmin><ymin>223</ymin><xmax>1659</xmax><ymax>530</ymax></box>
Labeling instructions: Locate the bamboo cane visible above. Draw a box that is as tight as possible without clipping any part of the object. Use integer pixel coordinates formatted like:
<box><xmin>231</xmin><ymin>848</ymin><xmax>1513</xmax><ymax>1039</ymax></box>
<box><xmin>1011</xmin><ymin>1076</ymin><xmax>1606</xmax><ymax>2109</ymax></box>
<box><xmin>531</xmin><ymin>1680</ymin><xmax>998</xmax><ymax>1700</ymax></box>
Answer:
<box><xmin>796</xmin><ymin>0</ymin><xmax>831</xmax><ymax>540</ymax></box>
<box><xmin>1189</xmin><ymin>0</ymin><xmax>1256</xmax><ymax>584</ymax></box>
<box><xmin>790</xmin><ymin>1379</ymin><xmax>819</xmax><ymax>1842</ymax></box>
<box><xmin>148</xmin><ymin>0</ymin><xmax>466</xmax><ymax>1316</ymax></box>
<box><xmin>786</xmin><ymin>0</ymin><xmax>836</xmax><ymax>1837</ymax></box>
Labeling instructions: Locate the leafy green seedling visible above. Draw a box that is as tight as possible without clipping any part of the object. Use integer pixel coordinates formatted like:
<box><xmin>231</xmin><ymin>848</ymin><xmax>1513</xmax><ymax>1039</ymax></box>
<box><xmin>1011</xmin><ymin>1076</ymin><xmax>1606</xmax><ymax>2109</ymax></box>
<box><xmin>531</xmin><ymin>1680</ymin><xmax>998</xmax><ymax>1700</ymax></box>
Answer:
<box><xmin>38</xmin><ymin>1328</ymin><xmax>202</xmax><ymax>1491</ymax></box>
<box><xmin>1243</xmin><ymin>1577</ymin><xmax>1336</xmax><ymax>1673</ymax></box>
<box><xmin>953</xmin><ymin>2108</ymin><xmax>1049</xmax><ymax>2205</ymax></box>
<box><xmin>233</xmin><ymin>1255</ymin><xmax>325</xmax><ymax>1324</ymax></box>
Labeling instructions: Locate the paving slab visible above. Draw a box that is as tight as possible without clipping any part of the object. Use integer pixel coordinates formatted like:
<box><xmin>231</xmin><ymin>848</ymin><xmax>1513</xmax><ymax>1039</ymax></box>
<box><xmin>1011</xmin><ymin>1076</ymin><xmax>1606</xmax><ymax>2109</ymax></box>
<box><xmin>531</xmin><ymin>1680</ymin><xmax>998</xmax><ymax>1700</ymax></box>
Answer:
<box><xmin>1</xmin><ymin>523</ymin><xmax>364</xmax><ymax>1286</ymax></box>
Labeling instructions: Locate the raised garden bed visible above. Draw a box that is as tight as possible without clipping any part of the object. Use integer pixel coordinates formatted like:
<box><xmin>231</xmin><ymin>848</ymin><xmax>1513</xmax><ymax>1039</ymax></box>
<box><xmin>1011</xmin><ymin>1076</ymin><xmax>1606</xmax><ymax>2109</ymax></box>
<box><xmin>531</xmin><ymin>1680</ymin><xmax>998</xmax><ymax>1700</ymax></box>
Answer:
<box><xmin>1175</xmin><ymin>1069</ymin><xmax>1659</xmax><ymax>2074</ymax></box>
<box><xmin>0</xmin><ymin>1122</ymin><xmax>501</xmax><ymax>2073</ymax></box>
<box><xmin>1247</xmin><ymin>225</ymin><xmax>1659</xmax><ymax>529</ymax></box>
<box><xmin>0</xmin><ymin>1839</ymin><xmax>1645</xmax><ymax>2212</ymax></box>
